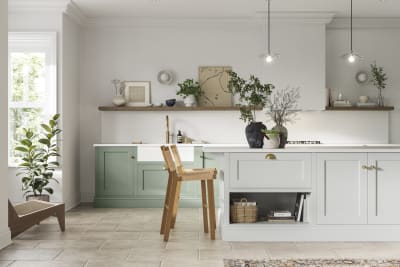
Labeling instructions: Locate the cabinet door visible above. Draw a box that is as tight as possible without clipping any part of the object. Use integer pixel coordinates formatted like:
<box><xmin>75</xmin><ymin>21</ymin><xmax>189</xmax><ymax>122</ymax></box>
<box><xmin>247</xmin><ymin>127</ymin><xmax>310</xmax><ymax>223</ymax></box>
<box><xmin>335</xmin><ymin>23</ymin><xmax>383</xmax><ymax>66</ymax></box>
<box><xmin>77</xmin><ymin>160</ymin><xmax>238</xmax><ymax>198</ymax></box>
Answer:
<box><xmin>368</xmin><ymin>153</ymin><xmax>400</xmax><ymax>224</ymax></box>
<box><xmin>96</xmin><ymin>147</ymin><xmax>136</xmax><ymax>196</ymax></box>
<box><xmin>229</xmin><ymin>153</ymin><xmax>312</xmax><ymax>189</ymax></box>
<box><xmin>317</xmin><ymin>153</ymin><xmax>368</xmax><ymax>225</ymax></box>
<box><xmin>136</xmin><ymin>148</ymin><xmax>203</xmax><ymax>197</ymax></box>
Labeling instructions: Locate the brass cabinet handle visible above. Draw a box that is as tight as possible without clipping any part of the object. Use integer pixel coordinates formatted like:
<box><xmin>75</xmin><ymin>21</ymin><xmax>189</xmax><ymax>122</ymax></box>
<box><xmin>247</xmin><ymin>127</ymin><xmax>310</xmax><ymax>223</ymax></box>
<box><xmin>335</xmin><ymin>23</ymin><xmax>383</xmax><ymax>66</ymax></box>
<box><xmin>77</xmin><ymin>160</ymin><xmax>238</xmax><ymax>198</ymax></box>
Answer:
<box><xmin>265</xmin><ymin>153</ymin><xmax>277</xmax><ymax>160</ymax></box>
<box><xmin>362</xmin><ymin>165</ymin><xmax>380</xmax><ymax>171</ymax></box>
<box><xmin>130</xmin><ymin>156</ymin><xmax>135</xmax><ymax>159</ymax></box>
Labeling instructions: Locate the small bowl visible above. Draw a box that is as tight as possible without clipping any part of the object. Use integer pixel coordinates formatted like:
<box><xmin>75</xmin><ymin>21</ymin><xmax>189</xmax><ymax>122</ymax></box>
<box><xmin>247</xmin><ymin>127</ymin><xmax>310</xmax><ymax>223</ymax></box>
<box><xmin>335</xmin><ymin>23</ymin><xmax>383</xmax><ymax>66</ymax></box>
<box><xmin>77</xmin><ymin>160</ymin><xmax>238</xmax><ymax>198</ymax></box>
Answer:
<box><xmin>165</xmin><ymin>99</ymin><xmax>176</xmax><ymax>107</ymax></box>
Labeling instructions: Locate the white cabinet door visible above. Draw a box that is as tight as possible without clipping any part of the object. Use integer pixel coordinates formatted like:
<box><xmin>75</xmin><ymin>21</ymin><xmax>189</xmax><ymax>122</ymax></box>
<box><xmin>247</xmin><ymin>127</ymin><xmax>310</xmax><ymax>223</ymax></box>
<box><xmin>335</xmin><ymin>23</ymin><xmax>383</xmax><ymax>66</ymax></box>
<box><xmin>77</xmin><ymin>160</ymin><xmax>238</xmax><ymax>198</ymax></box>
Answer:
<box><xmin>317</xmin><ymin>153</ymin><xmax>368</xmax><ymax>225</ymax></box>
<box><xmin>368</xmin><ymin>153</ymin><xmax>400</xmax><ymax>224</ymax></box>
<box><xmin>229</xmin><ymin>153</ymin><xmax>312</xmax><ymax>189</ymax></box>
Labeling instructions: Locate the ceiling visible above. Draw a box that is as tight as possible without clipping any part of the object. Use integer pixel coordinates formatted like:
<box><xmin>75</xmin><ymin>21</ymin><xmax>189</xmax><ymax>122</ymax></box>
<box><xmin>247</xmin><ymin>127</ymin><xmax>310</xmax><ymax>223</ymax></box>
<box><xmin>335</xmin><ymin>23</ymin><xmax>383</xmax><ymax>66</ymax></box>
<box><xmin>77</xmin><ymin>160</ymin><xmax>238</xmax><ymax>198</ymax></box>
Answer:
<box><xmin>72</xmin><ymin>0</ymin><xmax>400</xmax><ymax>18</ymax></box>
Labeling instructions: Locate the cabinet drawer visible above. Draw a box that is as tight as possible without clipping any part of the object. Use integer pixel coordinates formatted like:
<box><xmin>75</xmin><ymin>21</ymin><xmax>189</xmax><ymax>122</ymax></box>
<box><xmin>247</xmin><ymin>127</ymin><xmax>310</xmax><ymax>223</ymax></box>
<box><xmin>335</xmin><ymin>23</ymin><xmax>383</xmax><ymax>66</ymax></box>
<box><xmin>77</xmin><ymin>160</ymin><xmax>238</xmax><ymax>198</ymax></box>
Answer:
<box><xmin>229</xmin><ymin>153</ymin><xmax>312</xmax><ymax>189</ymax></box>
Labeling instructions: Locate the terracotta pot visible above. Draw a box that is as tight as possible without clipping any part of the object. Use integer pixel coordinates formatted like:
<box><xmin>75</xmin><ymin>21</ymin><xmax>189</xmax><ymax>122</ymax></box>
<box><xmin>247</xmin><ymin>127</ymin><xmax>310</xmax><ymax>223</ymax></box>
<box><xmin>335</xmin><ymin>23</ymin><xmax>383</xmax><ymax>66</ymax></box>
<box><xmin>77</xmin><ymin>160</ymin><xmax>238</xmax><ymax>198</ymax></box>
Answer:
<box><xmin>26</xmin><ymin>194</ymin><xmax>50</xmax><ymax>202</ymax></box>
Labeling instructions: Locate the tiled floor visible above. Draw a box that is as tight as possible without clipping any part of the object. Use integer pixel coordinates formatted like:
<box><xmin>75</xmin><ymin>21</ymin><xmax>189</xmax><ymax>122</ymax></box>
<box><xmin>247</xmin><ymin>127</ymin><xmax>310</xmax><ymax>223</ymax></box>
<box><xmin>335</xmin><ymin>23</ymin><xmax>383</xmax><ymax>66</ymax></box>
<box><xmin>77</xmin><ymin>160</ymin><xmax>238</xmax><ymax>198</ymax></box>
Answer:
<box><xmin>1</xmin><ymin>207</ymin><xmax>400</xmax><ymax>267</ymax></box>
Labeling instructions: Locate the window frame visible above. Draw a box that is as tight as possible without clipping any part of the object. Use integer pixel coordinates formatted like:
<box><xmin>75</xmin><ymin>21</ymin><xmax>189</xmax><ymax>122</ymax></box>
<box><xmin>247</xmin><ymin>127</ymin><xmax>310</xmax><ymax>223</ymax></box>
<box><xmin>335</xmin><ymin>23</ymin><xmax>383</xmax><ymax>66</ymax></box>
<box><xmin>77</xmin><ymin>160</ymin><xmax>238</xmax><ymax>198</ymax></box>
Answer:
<box><xmin>8</xmin><ymin>32</ymin><xmax>58</xmax><ymax>167</ymax></box>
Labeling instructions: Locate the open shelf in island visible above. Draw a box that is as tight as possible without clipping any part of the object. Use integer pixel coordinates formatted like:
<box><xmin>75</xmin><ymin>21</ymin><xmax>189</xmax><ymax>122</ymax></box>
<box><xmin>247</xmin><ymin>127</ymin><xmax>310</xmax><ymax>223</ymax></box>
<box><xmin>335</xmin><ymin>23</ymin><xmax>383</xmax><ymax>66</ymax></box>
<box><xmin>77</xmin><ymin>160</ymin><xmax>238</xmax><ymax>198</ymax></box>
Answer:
<box><xmin>229</xmin><ymin>192</ymin><xmax>310</xmax><ymax>225</ymax></box>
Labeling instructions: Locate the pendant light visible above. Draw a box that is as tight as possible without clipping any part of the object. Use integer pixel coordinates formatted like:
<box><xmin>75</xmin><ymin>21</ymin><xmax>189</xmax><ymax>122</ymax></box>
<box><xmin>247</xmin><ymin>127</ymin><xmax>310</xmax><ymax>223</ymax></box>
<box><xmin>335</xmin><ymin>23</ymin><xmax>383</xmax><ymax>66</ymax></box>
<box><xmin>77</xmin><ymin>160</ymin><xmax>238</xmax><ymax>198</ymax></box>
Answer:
<box><xmin>343</xmin><ymin>0</ymin><xmax>362</xmax><ymax>63</ymax></box>
<box><xmin>262</xmin><ymin>0</ymin><xmax>279</xmax><ymax>63</ymax></box>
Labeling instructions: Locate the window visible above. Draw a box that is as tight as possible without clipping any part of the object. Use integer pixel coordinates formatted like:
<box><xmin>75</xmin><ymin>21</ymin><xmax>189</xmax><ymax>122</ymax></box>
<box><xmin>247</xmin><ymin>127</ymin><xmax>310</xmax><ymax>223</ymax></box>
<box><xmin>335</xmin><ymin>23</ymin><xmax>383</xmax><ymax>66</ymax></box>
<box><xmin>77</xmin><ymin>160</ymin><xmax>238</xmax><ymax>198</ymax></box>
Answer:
<box><xmin>8</xmin><ymin>33</ymin><xmax>57</xmax><ymax>166</ymax></box>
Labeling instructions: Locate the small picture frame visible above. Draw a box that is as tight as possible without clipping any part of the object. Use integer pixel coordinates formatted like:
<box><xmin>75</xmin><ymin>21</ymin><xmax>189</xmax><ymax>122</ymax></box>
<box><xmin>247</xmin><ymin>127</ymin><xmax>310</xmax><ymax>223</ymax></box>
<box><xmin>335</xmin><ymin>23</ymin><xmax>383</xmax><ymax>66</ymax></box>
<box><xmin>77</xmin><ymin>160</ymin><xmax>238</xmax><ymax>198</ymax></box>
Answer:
<box><xmin>124</xmin><ymin>81</ymin><xmax>151</xmax><ymax>106</ymax></box>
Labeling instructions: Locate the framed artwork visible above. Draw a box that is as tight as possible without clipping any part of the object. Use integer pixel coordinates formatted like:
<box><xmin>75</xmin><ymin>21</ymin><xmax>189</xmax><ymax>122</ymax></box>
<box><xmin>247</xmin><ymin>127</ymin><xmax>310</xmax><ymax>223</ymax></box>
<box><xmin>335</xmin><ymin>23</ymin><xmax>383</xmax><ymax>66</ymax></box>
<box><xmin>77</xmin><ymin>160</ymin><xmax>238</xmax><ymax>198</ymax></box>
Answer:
<box><xmin>198</xmin><ymin>66</ymin><xmax>232</xmax><ymax>107</ymax></box>
<box><xmin>124</xmin><ymin>81</ymin><xmax>151</xmax><ymax>107</ymax></box>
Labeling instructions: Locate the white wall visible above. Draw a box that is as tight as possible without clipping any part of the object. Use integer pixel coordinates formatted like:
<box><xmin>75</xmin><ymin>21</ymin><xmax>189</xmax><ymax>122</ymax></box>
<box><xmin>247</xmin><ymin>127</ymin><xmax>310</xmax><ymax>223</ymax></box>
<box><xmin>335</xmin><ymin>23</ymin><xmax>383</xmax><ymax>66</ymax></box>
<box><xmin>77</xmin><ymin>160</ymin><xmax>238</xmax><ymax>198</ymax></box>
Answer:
<box><xmin>61</xmin><ymin>13</ymin><xmax>81</xmax><ymax>210</ymax></box>
<box><xmin>79</xmin><ymin>18</ymin><xmax>393</xmax><ymax>202</ymax></box>
<box><xmin>326</xmin><ymin>22</ymin><xmax>400</xmax><ymax>143</ymax></box>
<box><xmin>8</xmin><ymin>11</ymin><xmax>64</xmax><ymax>204</ymax></box>
<box><xmin>0</xmin><ymin>0</ymin><xmax>11</xmax><ymax>249</ymax></box>
<box><xmin>7</xmin><ymin>9</ymin><xmax>82</xmax><ymax>209</ymax></box>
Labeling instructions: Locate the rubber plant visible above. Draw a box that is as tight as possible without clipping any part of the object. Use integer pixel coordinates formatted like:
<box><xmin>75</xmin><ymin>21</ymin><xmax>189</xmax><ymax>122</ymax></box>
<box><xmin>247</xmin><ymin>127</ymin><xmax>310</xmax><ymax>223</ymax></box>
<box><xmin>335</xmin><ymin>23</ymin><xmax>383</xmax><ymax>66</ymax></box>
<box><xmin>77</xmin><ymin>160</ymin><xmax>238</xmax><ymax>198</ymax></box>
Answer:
<box><xmin>15</xmin><ymin>114</ymin><xmax>62</xmax><ymax>198</ymax></box>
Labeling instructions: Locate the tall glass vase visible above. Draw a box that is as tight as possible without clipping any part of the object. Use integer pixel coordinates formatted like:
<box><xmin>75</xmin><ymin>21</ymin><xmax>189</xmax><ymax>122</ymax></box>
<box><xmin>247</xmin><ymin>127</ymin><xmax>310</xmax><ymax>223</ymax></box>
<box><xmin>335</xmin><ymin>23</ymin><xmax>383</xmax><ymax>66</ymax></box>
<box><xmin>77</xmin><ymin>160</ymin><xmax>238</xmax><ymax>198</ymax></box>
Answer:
<box><xmin>378</xmin><ymin>89</ymin><xmax>384</xmax><ymax>107</ymax></box>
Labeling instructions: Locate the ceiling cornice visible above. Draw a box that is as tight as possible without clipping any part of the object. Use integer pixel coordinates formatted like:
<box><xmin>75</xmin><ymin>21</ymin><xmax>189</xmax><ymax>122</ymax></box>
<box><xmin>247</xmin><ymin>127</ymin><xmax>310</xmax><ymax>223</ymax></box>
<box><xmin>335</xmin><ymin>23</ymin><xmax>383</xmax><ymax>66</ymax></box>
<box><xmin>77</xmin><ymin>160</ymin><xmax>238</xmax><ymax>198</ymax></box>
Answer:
<box><xmin>328</xmin><ymin>18</ymin><xmax>400</xmax><ymax>29</ymax></box>
<box><xmin>84</xmin><ymin>12</ymin><xmax>335</xmax><ymax>28</ymax></box>
<box><xmin>9</xmin><ymin>0</ymin><xmax>88</xmax><ymax>25</ymax></box>
<box><xmin>8</xmin><ymin>0</ymin><xmax>70</xmax><ymax>13</ymax></box>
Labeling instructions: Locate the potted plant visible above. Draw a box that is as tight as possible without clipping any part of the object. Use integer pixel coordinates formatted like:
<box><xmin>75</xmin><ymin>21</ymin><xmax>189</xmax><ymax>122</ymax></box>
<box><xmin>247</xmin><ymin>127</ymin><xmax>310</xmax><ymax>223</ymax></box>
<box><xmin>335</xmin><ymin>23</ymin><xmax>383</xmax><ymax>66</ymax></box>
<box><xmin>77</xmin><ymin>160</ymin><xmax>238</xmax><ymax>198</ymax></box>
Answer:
<box><xmin>265</xmin><ymin>87</ymin><xmax>300</xmax><ymax>148</ymax></box>
<box><xmin>227</xmin><ymin>71</ymin><xmax>274</xmax><ymax>148</ymax></box>
<box><xmin>15</xmin><ymin>114</ymin><xmax>62</xmax><ymax>201</ymax></box>
<box><xmin>176</xmin><ymin>79</ymin><xmax>203</xmax><ymax>107</ymax></box>
<box><xmin>370</xmin><ymin>62</ymin><xmax>388</xmax><ymax>107</ymax></box>
<box><xmin>262</xmin><ymin>129</ymin><xmax>281</xmax><ymax>149</ymax></box>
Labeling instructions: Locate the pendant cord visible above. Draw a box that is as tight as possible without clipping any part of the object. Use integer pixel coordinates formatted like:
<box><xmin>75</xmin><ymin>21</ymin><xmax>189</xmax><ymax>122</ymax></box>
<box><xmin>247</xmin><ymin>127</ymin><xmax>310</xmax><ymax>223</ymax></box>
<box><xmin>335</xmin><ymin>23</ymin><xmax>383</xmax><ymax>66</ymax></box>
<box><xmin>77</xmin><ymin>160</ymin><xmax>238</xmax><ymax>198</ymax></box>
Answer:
<box><xmin>350</xmin><ymin>0</ymin><xmax>353</xmax><ymax>53</ymax></box>
<box><xmin>267</xmin><ymin>0</ymin><xmax>271</xmax><ymax>55</ymax></box>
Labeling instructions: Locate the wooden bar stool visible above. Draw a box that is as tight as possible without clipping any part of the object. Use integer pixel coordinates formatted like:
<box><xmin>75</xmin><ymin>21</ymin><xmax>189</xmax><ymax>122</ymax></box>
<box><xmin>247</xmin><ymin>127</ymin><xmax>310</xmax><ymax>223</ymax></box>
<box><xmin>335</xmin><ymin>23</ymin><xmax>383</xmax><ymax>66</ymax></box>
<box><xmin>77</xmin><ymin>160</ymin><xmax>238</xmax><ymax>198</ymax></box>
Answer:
<box><xmin>160</xmin><ymin>145</ymin><xmax>217</xmax><ymax>241</ymax></box>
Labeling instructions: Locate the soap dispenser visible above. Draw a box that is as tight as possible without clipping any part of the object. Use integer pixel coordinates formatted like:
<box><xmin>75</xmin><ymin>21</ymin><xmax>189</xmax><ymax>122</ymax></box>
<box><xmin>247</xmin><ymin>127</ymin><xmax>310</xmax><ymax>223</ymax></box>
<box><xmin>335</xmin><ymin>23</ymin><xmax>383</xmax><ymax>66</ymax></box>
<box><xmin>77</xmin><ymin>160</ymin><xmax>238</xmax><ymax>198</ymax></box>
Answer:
<box><xmin>177</xmin><ymin>130</ymin><xmax>183</xmax><ymax>144</ymax></box>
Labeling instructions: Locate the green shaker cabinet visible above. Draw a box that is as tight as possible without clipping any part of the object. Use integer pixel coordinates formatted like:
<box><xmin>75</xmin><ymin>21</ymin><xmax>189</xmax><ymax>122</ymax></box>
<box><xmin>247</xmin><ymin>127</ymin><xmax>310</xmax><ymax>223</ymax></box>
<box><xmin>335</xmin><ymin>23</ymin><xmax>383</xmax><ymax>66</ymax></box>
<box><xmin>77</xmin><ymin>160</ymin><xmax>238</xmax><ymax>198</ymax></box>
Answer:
<box><xmin>95</xmin><ymin>147</ymin><xmax>137</xmax><ymax>197</ymax></box>
<box><xmin>95</xmin><ymin>146</ymin><xmax>208</xmax><ymax>208</ymax></box>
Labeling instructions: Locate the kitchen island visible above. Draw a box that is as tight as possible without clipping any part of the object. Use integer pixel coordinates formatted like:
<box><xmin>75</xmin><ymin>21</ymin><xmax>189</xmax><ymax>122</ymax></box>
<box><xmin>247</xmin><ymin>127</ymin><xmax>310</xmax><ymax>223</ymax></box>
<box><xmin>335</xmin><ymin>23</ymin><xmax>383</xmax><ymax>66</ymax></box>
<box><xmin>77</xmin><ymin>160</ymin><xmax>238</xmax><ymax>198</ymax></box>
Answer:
<box><xmin>94</xmin><ymin>144</ymin><xmax>400</xmax><ymax>241</ymax></box>
<box><xmin>203</xmin><ymin>144</ymin><xmax>400</xmax><ymax>241</ymax></box>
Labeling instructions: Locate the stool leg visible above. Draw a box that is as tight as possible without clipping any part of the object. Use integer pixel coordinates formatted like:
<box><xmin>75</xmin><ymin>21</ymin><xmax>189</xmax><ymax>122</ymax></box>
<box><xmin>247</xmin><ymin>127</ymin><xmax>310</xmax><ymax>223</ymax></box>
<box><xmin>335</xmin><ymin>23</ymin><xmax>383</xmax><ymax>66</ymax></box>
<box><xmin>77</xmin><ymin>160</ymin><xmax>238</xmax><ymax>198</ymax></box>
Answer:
<box><xmin>207</xmin><ymin>179</ymin><xmax>216</xmax><ymax>240</ymax></box>
<box><xmin>171</xmin><ymin>180</ymin><xmax>181</xmax><ymax>229</ymax></box>
<box><xmin>161</xmin><ymin>172</ymin><xmax>173</xmax><ymax>234</ymax></box>
<box><xmin>164</xmin><ymin>176</ymin><xmax>178</xmax><ymax>242</ymax></box>
<box><xmin>201</xmin><ymin>180</ymin><xmax>209</xmax><ymax>234</ymax></box>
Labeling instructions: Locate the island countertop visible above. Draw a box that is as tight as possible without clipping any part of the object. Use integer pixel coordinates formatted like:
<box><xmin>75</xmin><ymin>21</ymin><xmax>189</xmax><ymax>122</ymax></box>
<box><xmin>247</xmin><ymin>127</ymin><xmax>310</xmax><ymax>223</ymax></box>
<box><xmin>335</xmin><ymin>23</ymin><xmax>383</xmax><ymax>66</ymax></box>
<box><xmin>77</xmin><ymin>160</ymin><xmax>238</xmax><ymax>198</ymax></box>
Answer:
<box><xmin>93</xmin><ymin>143</ymin><xmax>400</xmax><ymax>153</ymax></box>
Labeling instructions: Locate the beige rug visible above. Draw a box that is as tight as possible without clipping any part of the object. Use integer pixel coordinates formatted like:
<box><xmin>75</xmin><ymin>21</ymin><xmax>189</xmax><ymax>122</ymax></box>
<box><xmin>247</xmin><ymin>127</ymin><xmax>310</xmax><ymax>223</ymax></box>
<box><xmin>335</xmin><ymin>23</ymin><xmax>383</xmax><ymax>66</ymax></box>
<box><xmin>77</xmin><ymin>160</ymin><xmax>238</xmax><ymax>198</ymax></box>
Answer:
<box><xmin>224</xmin><ymin>259</ymin><xmax>400</xmax><ymax>267</ymax></box>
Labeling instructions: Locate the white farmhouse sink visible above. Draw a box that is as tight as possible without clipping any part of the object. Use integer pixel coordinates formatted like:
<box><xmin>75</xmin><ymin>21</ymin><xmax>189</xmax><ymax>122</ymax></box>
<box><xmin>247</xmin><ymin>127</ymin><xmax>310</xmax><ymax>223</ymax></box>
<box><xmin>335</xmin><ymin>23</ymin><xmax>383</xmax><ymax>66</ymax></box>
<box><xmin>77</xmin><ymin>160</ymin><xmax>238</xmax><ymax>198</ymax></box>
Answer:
<box><xmin>137</xmin><ymin>146</ymin><xmax>195</xmax><ymax>162</ymax></box>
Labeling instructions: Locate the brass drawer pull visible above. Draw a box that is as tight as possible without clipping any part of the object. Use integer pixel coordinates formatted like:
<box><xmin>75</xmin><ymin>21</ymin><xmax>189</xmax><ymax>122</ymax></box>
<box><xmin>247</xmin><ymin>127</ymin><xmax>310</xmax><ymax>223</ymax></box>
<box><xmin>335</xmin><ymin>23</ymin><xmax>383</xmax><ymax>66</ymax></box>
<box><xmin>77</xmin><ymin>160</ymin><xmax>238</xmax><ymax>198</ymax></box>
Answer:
<box><xmin>265</xmin><ymin>154</ymin><xmax>277</xmax><ymax>160</ymax></box>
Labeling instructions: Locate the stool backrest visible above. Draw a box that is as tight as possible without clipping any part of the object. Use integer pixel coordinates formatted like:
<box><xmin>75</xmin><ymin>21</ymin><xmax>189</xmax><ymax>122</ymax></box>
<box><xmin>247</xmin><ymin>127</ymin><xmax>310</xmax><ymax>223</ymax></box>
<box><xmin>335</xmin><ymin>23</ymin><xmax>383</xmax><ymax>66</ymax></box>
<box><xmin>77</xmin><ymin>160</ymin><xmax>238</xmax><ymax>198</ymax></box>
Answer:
<box><xmin>161</xmin><ymin>146</ymin><xmax>176</xmax><ymax>172</ymax></box>
<box><xmin>170</xmin><ymin>145</ymin><xmax>184</xmax><ymax>175</ymax></box>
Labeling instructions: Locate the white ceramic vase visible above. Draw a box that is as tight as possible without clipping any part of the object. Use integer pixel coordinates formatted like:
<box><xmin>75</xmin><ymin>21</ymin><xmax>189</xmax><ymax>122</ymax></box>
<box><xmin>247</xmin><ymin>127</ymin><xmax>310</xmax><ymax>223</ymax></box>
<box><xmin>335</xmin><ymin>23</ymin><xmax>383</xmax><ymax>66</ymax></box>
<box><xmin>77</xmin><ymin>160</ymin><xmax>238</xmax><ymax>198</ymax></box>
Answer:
<box><xmin>184</xmin><ymin>95</ymin><xmax>197</xmax><ymax>107</ymax></box>
<box><xmin>264</xmin><ymin>134</ymin><xmax>280</xmax><ymax>149</ymax></box>
<box><xmin>112</xmin><ymin>95</ymin><xmax>126</xmax><ymax>106</ymax></box>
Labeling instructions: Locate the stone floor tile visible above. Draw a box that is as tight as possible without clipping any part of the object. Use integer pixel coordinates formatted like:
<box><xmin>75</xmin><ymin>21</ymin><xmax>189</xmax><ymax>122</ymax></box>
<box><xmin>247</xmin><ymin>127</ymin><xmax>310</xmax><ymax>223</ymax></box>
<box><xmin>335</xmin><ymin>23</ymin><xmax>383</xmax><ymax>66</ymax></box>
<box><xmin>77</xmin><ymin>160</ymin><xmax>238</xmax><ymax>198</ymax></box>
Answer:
<box><xmin>0</xmin><ymin>248</ymin><xmax>62</xmax><ymax>261</ymax></box>
<box><xmin>55</xmin><ymin>248</ymin><xmax>131</xmax><ymax>261</ymax></box>
<box><xmin>8</xmin><ymin>261</ymin><xmax>86</xmax><ymax>267</ymax></box>
<box><xmin>0</xmin><ymin>261</ymin><xmax>12</xmax><ymax>267</ymax></box>
<box><xmin>37</xmin><ymin>240</ymin><xmax>103</xmax><ymax>249</ymax></box>
<box><xmin>6</xmin><ymin>241</ymin><xmax>39</xmax><ymax>250</ymax></box>
<box><xmin>101</xmin><ymin>240</ymin><xmax>166</xmax><ymax>250</ymax></box>
<box><xmin>81</xmin><ymin>231</ymin><xmax>140</xmax><ymax>240</ymax></box>
<box><xmin>85</xmin><ymin>260</ymin><xmax>160</xmax><ymax>267</ymax></box>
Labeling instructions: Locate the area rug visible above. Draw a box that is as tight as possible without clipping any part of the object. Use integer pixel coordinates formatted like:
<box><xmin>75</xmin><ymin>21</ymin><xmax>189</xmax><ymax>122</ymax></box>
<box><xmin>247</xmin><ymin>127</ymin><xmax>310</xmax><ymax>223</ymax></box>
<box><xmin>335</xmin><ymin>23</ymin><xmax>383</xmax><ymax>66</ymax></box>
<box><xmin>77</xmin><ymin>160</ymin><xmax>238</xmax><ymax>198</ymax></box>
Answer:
<box><xmin>224</xmin><ymin>259</ymin><xmax>400</xmax><ymax>267</ymax></box>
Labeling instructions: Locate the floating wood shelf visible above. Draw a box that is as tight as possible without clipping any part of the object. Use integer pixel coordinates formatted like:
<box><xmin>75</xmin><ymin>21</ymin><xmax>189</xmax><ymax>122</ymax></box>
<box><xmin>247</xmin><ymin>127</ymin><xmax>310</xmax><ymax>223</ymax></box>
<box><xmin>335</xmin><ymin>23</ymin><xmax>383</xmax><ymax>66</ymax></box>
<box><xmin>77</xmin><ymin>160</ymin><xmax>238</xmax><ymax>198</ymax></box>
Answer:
<box><xmin>325</xmin><ymin>106</ymin><xmax>395</xmax><ymax>111</ymax></box>
<box><xmin>98</xmin><ymin>106</ymin><xmax>261</xmax><ymax>111</ymax></box>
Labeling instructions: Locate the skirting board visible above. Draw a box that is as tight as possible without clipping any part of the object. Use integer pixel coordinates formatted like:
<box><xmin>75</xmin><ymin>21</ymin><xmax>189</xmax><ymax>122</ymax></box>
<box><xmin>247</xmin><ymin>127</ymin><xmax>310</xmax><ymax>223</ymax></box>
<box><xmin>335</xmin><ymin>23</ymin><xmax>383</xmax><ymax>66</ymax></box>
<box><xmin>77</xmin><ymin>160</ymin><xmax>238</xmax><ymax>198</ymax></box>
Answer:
<box><xmin>0</xmin><ymin>228</ymin><xmax>11</xmax><ymax>250</ymax></box>
<box><xmin>222</xmin><ymin>225</ymin><xmax>400</xmax><ymax>242</ymax></box>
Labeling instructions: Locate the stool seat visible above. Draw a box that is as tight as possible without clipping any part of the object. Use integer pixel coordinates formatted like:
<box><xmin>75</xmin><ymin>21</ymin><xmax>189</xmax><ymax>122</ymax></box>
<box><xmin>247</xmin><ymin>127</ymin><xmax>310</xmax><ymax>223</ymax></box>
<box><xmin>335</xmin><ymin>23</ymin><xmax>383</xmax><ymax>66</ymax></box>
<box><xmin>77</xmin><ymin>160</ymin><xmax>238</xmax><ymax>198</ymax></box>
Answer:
<box><xmin>160</xmin><ymin>145</ymin><xmax>217</xmax><ymax>241</ymax></box>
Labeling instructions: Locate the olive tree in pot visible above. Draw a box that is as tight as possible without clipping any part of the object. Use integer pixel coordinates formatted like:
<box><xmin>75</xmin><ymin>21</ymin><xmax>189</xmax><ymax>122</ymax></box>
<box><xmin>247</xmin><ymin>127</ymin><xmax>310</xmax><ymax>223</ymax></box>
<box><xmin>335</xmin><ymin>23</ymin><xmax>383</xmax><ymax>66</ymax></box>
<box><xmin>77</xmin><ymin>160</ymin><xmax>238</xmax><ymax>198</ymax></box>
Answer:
<box><xmin>227</xmin><ymin>71</ymin><xmax>274</xmax><ymax>148</ymax></box>
<box><xmin>176</xmin><ymin>79</ymin><xmax>203</xmax><ymax>107</ymax></box>
<box><xmin>15</xmin><ymin>114</ymin><xmax>62</xmax><ymax>201</ymax></box>
<box><xmin>265</xmin><ymin>87</ymin><xmax>300</xmax><ymax>148</ymax></box>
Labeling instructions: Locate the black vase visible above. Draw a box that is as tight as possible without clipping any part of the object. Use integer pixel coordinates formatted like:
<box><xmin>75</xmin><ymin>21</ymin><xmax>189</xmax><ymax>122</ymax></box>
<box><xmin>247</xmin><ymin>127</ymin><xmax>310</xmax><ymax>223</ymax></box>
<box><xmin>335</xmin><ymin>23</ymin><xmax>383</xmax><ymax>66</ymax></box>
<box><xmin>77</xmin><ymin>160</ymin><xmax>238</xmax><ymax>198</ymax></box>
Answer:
<box><xmin>272</xmin><ymin>124</ymin><xmax>288</xmax><ymax>148</ymax></box>
<box><xmin>245</xmin><ymin>122</ymin><xmax>267</xmax><ymax>148</ymax></box>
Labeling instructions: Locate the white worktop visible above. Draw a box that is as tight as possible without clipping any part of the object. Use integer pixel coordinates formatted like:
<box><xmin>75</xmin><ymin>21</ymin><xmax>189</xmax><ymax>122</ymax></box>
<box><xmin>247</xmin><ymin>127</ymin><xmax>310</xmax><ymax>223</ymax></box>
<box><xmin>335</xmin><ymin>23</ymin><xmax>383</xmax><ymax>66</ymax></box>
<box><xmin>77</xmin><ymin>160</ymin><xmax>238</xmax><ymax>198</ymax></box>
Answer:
<box><xmin>93</xmin><ymin>143</ymin><xmax>400</xmax><ymax>153</ymax></box>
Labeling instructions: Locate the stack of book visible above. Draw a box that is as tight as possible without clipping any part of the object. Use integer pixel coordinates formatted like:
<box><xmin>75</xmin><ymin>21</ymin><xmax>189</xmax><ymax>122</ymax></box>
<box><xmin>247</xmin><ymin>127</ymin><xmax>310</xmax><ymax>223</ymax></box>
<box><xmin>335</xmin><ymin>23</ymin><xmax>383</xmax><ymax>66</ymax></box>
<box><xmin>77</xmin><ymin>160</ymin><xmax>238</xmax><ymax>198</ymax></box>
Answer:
<box><xmin>333</xmin><ymin>100</ymin><xmax>352</xmax><ymax>107</ymax></box>
<box><xmin>267</xmin><ymin>210</ymin><xmax>295</xmax><ymax>222</ymax></box>
<box><xmin>294</xmin><ymin>193</ymin><xmax>306</xmax><ymax>222</ymax></box>
<box><xmin>356</xmin><ymin>102</ymin><xmax>377</xmax><ymax>107</ymax></box>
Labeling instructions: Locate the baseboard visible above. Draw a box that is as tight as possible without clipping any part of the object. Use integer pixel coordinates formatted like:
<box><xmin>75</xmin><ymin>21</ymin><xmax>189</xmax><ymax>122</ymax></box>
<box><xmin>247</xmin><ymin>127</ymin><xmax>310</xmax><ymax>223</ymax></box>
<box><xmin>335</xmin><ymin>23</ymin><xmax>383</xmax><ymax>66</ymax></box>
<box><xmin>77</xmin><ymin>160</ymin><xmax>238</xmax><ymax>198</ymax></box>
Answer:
<box><xmin>0</xmin><ymin>228</ymin><xmax>11</xmax><ymax>249</ymax></box>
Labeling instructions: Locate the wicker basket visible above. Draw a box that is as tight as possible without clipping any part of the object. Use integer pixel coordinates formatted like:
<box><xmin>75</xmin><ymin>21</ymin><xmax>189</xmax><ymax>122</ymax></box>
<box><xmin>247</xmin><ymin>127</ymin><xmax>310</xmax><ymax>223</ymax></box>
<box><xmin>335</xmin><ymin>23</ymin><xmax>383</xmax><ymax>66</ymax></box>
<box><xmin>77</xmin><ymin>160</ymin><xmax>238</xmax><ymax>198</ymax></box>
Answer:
<box><xmin>230</xmin><ymin>198</ymin><xmax>258</xmax><ymax>223</ymax></box>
